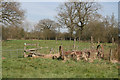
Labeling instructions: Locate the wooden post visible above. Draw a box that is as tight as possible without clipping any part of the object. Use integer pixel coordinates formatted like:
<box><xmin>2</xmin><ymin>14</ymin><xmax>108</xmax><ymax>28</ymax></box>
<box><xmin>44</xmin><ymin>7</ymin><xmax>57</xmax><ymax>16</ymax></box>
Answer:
<box><xmin>79</xmin><ymin>37</ymin><xmax>80</xmax><ymax>42</ymax></box>
<box><xmin>98</xmin><ymin>38</ymin><xmax>100</xmax><ymax>45</ymax></box>
<box><xmin>61</xmin><ymin>38</ymin><xmax>62</xmax><ymax>45</ymax></box>
<box><xmin>24</xmin><ymin>43</ymin><xmax>27</xmax><ymax>57</ymax></box>
<box><xmin>56</xmin><ymin>37</ymin><xmax>57</xmax><ymax>44</ymax></box>
<box><xmin>91</xmin><ymin>36</ymin><xmax>94</xmax><ymax>49</ymax></box>
<box><xmin>36</xmin><ymin>43</ymin><xmax>39</xmax><ymax>53</ymax></box>
<box><xmin>70</xmin><ymin>37</ymin><xmax>71</xmax><ymax>42</ymax></box>
<box><xmin>91</xmin><ymin>36</ymin><xmax>93</xmax><ymax>43</ymax></box>
<box><xmin>24</xmin><ymin>43</ymin><xmax>26</xmax><ymax>51</ymax></box>
<box><xmin>111</xmin><ymin>49</ymin><xmax>113</xmax><ymax>60</ymax></box>
<box><xmin>59</xmin><ymin>46</ymin><xmax>64</xmax><ymax>60</ymax></box>
<box><xmin>112</xmin><ymin>37</ymin><xmax>115</xmax><ymax>45</ymax></box>
<box><xmin>109</xmin><ymin>49</ymin><xmax>112</xmax><ymax>61</ymax></box>
<box><xmin>74</xmin><ymin>38</ymin><xmax>76</xmax><ymax>49</ymax></box>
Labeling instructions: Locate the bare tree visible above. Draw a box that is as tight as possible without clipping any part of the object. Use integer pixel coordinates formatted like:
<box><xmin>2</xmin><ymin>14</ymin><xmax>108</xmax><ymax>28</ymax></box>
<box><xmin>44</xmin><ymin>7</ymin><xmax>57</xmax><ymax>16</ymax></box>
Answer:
<box><xmin>34</xmin><ymin>19</ymin><xmax>59</xmax><ymax>40</ymax></box>
<box><xmin>35</xmin><ymin>19</ymin><xmax>58</xmax><ymax>31</ymax></box>
<box><xmin>103</xmin><ymin>13</ymin><xmax>118</xmax><ymax>42</ymax></box>
<box><xmin>1</xmin><ymin>1</ymin><xmax>25</xmax><ymax>40</ymax></box>
<box><xmin>1</xmin><ymin>2</ymin><xmax>24</xmax><ymax>26</ymax></box>
<box><xmin>57</xmin><ymin>2</ymin><xmax>101</xmax><ymax>39</ymax></box>
<box><xmin>57</xmin><ymin>2</ymin><xmax>76</xmax><ymax>38</ymax></box>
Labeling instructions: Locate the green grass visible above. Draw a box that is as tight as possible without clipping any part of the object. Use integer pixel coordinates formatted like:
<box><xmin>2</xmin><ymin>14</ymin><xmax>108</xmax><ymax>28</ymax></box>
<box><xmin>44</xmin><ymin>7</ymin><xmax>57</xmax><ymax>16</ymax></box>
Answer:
<box><xmin>2</xmin><ymin>40</ymin><xmax>118</xmax><ymax>78</ymax></box>
<box><xmin>2</xmin><ymin>58</ymin><xmax>118</xmax><ymax>78</ymax></box>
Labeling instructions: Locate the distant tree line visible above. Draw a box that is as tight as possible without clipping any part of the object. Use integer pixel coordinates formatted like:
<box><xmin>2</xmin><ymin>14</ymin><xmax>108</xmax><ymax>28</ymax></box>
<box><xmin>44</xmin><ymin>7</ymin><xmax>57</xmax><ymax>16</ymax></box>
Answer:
<box><xmin>1</xmin><ymin>1</ymin><xmax>118</xmax><ymax>43</ymax></box>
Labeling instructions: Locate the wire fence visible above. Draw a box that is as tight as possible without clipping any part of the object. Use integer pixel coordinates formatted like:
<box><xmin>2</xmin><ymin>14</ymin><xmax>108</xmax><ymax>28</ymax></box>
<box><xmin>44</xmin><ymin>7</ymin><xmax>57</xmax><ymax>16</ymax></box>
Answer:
<box><xmin>2</xmin><ymin>49</ymin><xmax>24</xmax><ymax>58</ymax></box>
<box><xmin>2</xmin><ymin>47</ymin><xmax>60</xmax><ymax>59</ymax></box>
<box><xmin>2</xmin><ymin>40</ymin><xmax>93</xmax><ymax>59</ymax></box>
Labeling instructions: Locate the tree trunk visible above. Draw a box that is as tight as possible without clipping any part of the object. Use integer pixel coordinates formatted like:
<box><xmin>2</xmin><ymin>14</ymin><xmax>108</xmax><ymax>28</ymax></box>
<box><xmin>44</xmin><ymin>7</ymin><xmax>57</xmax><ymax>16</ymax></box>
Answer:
<box><xmin>70</xmin><ymin>29</ymin><xmax>73</xmax><ymax>40</ymax></box>
<box><xmin>79</xmin><ymin>29</ymin><xmax>83</xmax><ymax>41</ymax></box>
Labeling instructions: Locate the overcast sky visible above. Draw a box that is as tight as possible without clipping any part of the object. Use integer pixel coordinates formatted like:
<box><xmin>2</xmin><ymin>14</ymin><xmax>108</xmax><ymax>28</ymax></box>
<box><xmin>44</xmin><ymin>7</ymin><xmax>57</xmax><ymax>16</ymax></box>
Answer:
<box><xmin>21</xmin><ymin>2</ymin><xmax>118</xmax><ymax>32</ymax></box>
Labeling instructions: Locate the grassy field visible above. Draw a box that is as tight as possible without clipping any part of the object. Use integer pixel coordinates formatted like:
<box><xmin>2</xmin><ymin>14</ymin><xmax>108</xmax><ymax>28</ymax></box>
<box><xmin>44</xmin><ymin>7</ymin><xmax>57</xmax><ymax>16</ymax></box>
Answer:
<box><xmin>2</xmin><ymin>40</ymin><xmax>119</xmax><ymax>78</ymax></box>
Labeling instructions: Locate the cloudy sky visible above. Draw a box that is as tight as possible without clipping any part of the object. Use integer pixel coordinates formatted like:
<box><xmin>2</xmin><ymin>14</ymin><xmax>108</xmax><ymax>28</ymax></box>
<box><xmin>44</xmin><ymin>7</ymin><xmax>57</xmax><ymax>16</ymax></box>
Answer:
<box><xmin>21</xmin><ymin>2</ymin><xmax>118</xmax><ymax>32</ymax></box>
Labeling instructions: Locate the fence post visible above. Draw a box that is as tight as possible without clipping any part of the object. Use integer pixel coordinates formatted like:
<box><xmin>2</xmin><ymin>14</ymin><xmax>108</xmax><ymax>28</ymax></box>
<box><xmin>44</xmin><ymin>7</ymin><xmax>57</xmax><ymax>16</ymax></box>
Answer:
<box><xmin>24</xmin><ymin>43</ymin><xmax>26</xmax><ymax>57</ymax></box>
<box><xmin>79</xmin><ymin>37</ymin><xmax>80</xmax><ymax>42</ymax></box>
<box><xmin>59</xmin><ymin>46</ymin><xmax>64</xmax><ymax>60</ymax></box>
<box><xmin>24</xmin><ymin>43</ymin><xmax>26</xmax><ymax>50</ymax></box>
<box><xmin>112</xmin><ymin>37</ymin><xmax>115</xmax><ymax>45</ymax></box>
<box><xmin>109</xmin><ymin>49</ymin><xmax>112</xmax><ymax>61</ymax></box>
<box><xmin>56</xmin><ymin>37</ymin><xmax>57</xmax><ymax>44</ymax></box>
<box><xmin>91</xmin><ymin>36</ymin><xmax>93</xmax><ymax>44</ymax></box>
<box><xmin>98</xmin><ymin>38</ymin><xmax>100</xmax><ymax>45</ymax></box>
<box><xmin>91</xmin><ymin>36</ymin><xmax>94</xmax><ymax>49</ymax></box>
<box><xmin>36</xmin><ymin>43</ymin><xmax>39</xmax><ymax>53</ymax></box>
<box><xmin>70</xmin><ymin>37</ymin><xmax>71</xmax><ymax>42</ymax></box>
<box><xmin>74</xmin><ymin>38</ymin><xmax>76</xmax><ymax>50</ymax></box>
<box><xmin>61</xmin><ymin>38</ymin><xmax>62</xmax><ymax>45</ymax></box>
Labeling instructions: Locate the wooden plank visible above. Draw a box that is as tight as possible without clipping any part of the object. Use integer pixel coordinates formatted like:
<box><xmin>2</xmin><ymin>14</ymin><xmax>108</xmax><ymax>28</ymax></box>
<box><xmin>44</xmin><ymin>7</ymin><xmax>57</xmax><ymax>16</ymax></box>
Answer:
<box><xmin>25</xmin><ymin>48</ymin><xmax>37</xmax><ymax>52</ymax></box>
<box><xmin>26</xmin><ymin>44</ymin><xmax>37</xmax><ymax>46</ymax></box>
